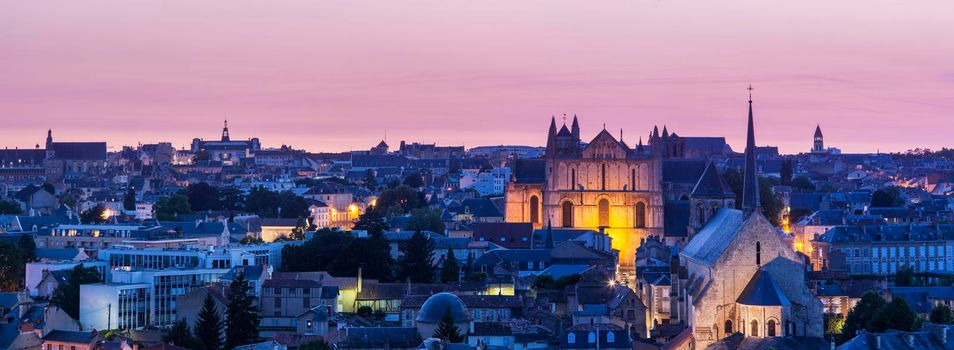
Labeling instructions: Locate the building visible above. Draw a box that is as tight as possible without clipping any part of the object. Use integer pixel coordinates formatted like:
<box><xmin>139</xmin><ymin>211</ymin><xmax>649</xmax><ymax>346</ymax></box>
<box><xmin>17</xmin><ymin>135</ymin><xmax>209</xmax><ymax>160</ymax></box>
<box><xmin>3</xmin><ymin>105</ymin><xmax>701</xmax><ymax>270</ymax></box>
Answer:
<box><xmin>41</xmin><ymin>330</ymin><xmax>102</xmax><ymax>350</ymax></box>
<box><xmin>79</xmin><ymin>283</ymin><xmax>152</xmax><ymax>331</ymax></box>
<box><xmin>259</xmin><ymin>279</ymin><xmax>338</xmax><ymax>338</ymax></box>
<box><xmin>190</xmin><ymin>121</ymin><xmax>261</xmax><ymax>166</ymax></box>
<box><xmin>812</xmin><ymin>124</ymin><xmax>825</xmax><ymax>154</ymax></box>
<box><xmin>813</xmin><ymin>224</ymin><xmax>954</xmax><ymax>276</ymax></box>
<box><xmin>673</xmin><ymin>95</ymin><xmax>824</xmax><ymax>348</ymax></box>
<box><xmin>505</xmin><ymin>115</ymin><xmax>666</xmax><ymax>272</ymax></box>
<box><xmin>42</xmin><ymin>129</ymin><xmax>109</xmax><ymax>183</ymax></box>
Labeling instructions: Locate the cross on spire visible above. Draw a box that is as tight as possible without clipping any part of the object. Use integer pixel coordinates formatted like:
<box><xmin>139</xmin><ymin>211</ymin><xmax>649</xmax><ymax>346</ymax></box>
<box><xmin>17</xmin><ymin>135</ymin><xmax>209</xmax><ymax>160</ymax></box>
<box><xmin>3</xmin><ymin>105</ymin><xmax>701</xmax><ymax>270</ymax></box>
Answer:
<box><xmin>748</xmin><ymin>84</ymin><xmax>754</xmax><ymax>103</ymax></box>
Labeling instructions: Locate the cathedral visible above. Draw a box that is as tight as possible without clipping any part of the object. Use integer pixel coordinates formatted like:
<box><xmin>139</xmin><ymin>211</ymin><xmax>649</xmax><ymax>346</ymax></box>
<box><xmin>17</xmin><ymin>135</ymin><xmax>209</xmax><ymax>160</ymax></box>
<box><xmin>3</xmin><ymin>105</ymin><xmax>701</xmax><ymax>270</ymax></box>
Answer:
<box><xmin>504</xmin><ymin>115</ymin><xmax>669</xmax><ymax>271</ymax></box>
<box><xmin>673</xmin><ymin>96</ymin><xmax>824</xmax><ymax>348</ymax></box>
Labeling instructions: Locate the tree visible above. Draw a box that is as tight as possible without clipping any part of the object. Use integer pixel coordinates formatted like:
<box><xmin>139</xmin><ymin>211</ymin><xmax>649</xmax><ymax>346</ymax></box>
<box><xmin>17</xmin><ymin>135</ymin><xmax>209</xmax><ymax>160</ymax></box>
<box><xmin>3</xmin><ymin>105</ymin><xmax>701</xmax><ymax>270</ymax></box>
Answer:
<box><xmin>406</xmin><ymin>208</ymin><xmax>445</xmax><ymax>234</ymax></box>
<box><xmin>896</xmin><ymin>265</ymin><xmax>916</xmax><ymax>286</ymax></box>
<box><xmin>838</xmin><ymin>291</ymin><xmax>887</xmax><ymax>344</ymax></box>
<box><xmin>780</xmin><ymin>159</ymin><xmax>793</xmax><ymax>185</ymax></box>
<box><xmin>0</xmin><ymin>200</ymin><xmax>22</xmax><ymax>215</ymax></box>
<box><xmin>397</xmin><ymin>231</ymin><xmax>436</xmax><ymax>283</ymax></box>
<box><xmin>870</xmin><ymin>297</ymin><xmax>917</xmax><ymax>333</ymax></box>
<box><xmin>290</xmin><ymin>217</ymin><xmax>308</xmax><ymax>240</ymax></box>
<box><xmin>930</xmin><ymin>304</ymin><xmax>954</xmax><ymax>324</ymax></box>
<box><xmin>50</xmin><ymin>265</ymin><xmax>102</xmax><ymax>319</ymax></box>
<box><xmin>80</xmin><ymin>205</ymin><xmax>109</xmax><ymax>224</ymax></box>
<box><xmin>182</xmin><ymin>182</ymin><xmax>221</xmax><ymax>212</ymax></box>
<box><xmin>364</xmin><ymin>169</ymin><xmax>378</xmax><ymax>191</ymax></box>
<box><xmin>432</xmin><ymin>309</ymin><xmax>464</xmax><ymax>343</ymax></box>
<box><xmin>225</xmin><ymin>274</ymin><xmax>261</xmax><ymax>349</ymax></box>
<box><xmin>872</xmin><ymin>187</ymin><xmax>904</xmax><ymax>207</ymax></box>
<box><xmin>791</xmin><ymin>176</ymin><xmax>815</xmax><ymax>192</ymax></box>
<box><xmin>194</xmin><ymin>294</ymin><xmax>224</xmax><ymax>350</ymax></box>
<box><xmin>441</xmin><ymin>250</ymin><xmax>460</xmax><ymax>283</ymax></box>
<box><xmin>218</xmin><ymin>188</ymin><xmax>246</xmax><ymax>212</ymax></box>
<box><xmin>403</xmin><ymin>172</ymin><xmax>424</xmax><ymax>188</ymax></box>
<box><xmin>824</xmin><ymin>313</ymin><xmax>845</xmax><ymax>336</ymax></box>
<box><xmin>155</xmin><ymin>194</ymin><xmax>193</xmax><ymax>221</ymax></box>
<box><xmin>245</xmin><ymin>187</ymin><xmax>309</xmax><ymax>218</ymax></box>
<box><xmin>18</xmin><ymin>234</ymin><xmax>36</xmax><ymax>263</ymax></box>
<box><xmin>123</xmin><ymin>186</ymin><xmax>137</xmax><ymax>211</ymax></box>
<box><xmin>373</xmin><ymin>185</ymin><xmax>426</xmax><ymax>216</ymax></box>
<box><xmin>300</xmin><ymin>340</ymin><xmax>332</xmax><ymax>350</ymax></box>
<box><xmin>0</xmin><ymin>242</ymin><xmax>24</xmax><ymax>291</ymax></box>
<box><xmin>59</xmin><ymin>193</ymin><xmax>77</xmax><ymax>210</ymax></box>
<box><xmin>354</xmin><ymin>210</ymin><xmax>388</xmax><ymax>237</ymax></box>
<box><xmin>163</xmin><ymin>319</ymin><xmax>200</xmax><ymax>349</ymax></box>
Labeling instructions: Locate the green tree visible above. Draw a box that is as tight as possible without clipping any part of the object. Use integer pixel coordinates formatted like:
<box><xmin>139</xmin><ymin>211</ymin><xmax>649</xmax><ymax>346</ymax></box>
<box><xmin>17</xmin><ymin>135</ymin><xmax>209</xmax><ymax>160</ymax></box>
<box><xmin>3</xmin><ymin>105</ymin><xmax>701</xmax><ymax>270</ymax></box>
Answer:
<box><xmin>839</xmin><ymin>291</ymin><xmax>887</xmax><ymax>344</ymax></box>
<box><xmin>58</xmin><ymin>193</ymin><xmax>77</xmax><ymax>210</ymax></box>
<box><xmin>163</xmin><ymin>319</ymin><xmax>200</xmax><ymax>349</ymax></box>
<box><xmin>18</xmin><ymin>234</ymin><xmax>37</xmax><ymax>263</ymax></box>
<box><xmin>0</xmin><ymin>242</ymin><xmax>24</xmax><ymax>291</ymax></box>
<box><xmin>824</xmin><ymin>313</ymin><xmax>845</xmax><ymax>335</ymax></box>
<box><xmin>441</xmin><ymin>249</ymin><xmax>460</xmax><ymax>283</ymax></box>
<box><xmin>80</xmin><ymin>205</ymin><xmax>109</xmax><ymax>224</ymax></box>
<box><xmin>225</xmin><ymin>274</ymin><xmax>261</xmax><ymax>349</ymax></box>
<box><xmin>780</xmin><ymin>159</ymin><xmax>793</xmax><ymax>185</ymax></box>
<box><xmin>403</xmin><ymin>172</ymin><xmax>424</xmax><ymax>188</ymax></box>
<box><xmin>155</xmin><ymin>194</ymin><xmax>193</xmax><ymax>221</ymax></box>
<box><xmin>406</xmin><ymin>208</ymin><xmax>445</xmax><ymax>234</ymax></box>
<box><xmin>194</xmin><ymin>294</ymin><xmax>224</xmax><ymax>350</ymax></box>
<box><xmin>930</xmin><ymin>304</ymin><xmax>954</xmax><ymax>324</ymax></box>
<box><xmin>182</xmin><ymin>182</ymin><xmax>221</xmax><ymax>211</ymax></box>
<box><xmin>759</xmin><ymin>177</ymin><xmax>785</xmax><ymax>226</ymax></box>
<box><xmin>896</xmin><ymin>265</ymin><xmax>916</xmax><ymax>286</ymax></box>
<box><xmin>290</xmin><ymin>217</ymin><xmax>309</xmax><ymax>240</ymax></box>
<box><xmin>218</xmin><ymin>188</ymin><xmax>246</xmax><ymax>212</ymax></box>
<box><xmin>354</xmin><ymin>210</ymin><xmax>388</xmax><ymax>237</ymax></box>
<box><xmin>356</xmin><ymin>305</ymin><xmax>373</xmax><ymax>317</ymax></box>
<box><xmin>373</xmin><ymin>185</ymin><xmax>426</xmax><ymax>216</ymax></box>
<box><xmin>50</xmin><ymin>265</ymin><xmax>102</xmax><ymax>319</ymax></box>
<box><xmin>397</xmin><ymin>231</ymin><xmax>436</xmax><ymax>283</ymax></box>
<box><xmin>364</xmin><ymin>169</ymin><xmax>378</xmax><ymax>191</ymax></box>
<box><xmin>123</xmin><ymin>186</ymin><xmax>137</xmax><ymax>211</ymax></box>
<box><xmin>791</xmin><ymin>176</ymin><xmax>815</xmax><ymax>192</ymax></box>
<box><xmin>0</xmin><ymin>200</ymin><xmax>22</xmax><ymax>214</ymax></box>
<box><xmin>245</xmin><ymin>187</ymin><xmax>309</xmax><ymax>218</ymax></box>
<box><xmin>432</xmin><ymin>309</ymin><xmax>464</xmax><ymax>343</ymax></box>
<box><xmin>872</xmin><ymin>187</ymin><xmax>904</xmax><ymax>207</ymax></box>
<box><xmin>870</xmin><ymin>297</ymin><xmax>917</xmax><ymax>332</ymax></box>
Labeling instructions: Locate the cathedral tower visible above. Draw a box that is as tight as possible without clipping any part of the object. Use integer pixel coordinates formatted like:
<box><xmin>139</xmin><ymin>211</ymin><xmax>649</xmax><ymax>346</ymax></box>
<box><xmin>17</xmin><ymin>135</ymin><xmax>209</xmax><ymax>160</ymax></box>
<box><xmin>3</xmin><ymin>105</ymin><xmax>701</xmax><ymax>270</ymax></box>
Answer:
<box><xmin>812</xmin><ymin>124</ymin><xmax>824</xmax><ymax>153</ymax></box>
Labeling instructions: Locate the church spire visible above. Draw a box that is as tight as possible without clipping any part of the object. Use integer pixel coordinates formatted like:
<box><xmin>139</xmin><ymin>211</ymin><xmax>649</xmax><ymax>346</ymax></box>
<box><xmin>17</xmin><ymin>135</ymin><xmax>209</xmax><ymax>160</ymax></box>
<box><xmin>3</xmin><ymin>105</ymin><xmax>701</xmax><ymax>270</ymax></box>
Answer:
<box><xmin>571</xmin><ymin>114</ymin><xmax>580</xmax><ymax>142</ymax></box>
<box><xmin>546</xmin><ymin>116</ymin><xmax>557</xmax><ymax>157</ymax></box>
<box><xmin>545</xmin><ymin>219</ymin><xmax>554</xmax><ymax>248</ymax></box>
<box><xmin>222</xmin><ymin>119</ymin><xmax>231</xmax><ymax>142</ymax></box>
<box><xmin>742</xmin><ymin>85</ymin><xmax>760</xmax><ymax>212</ymax></box>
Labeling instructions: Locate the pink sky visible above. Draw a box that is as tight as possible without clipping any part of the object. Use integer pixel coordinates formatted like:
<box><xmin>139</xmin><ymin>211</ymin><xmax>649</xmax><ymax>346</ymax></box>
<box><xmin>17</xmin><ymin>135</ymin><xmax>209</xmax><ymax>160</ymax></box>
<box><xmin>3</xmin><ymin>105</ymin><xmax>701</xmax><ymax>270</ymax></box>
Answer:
<box><xmin>2</xmin><ymin>1</ymin><xmax>953</xmax><ymax>154</ymax></box>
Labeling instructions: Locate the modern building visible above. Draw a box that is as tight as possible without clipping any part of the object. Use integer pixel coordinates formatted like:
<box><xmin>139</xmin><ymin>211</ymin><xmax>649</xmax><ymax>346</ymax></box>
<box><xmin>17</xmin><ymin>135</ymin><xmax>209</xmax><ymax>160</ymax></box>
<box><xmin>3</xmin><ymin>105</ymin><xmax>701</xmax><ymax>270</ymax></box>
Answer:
<box><xmin>78</xmin><ymin>283</ymin><xmax>151</xmax><ymax>331</ymax></box>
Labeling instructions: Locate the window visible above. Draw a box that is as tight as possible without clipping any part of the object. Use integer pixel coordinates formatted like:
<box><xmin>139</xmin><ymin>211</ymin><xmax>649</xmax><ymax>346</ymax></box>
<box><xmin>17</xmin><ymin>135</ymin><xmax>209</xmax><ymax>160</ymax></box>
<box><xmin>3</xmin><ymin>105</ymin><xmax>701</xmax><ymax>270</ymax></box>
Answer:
<box><xmin>567</xmin><ymin>333</ymin><xmax>576</xmax><ymax>343</ymax></box>
<box><xmin>598</xmin><ymin>199</ymin><xmax>610</xmax><ymax>227</ymax></box>
<box><xmin>530</xmin><ymin>196</ymin><xmax>540</xmax><ymax>224</ymax></box>
<box><xmin>751</xmin><ymin>320</ymin><xmax>759</xmax><ymax>337</ymax></box>
<box><xmin>587</xmin><ymin>332</ymin><xmax>596</xmax><ymax>343</ymax></box>
<box><xmin>767</xmin><ymin>319</ymin><xmax>776</xmax><ymax>337</ymax></box>
<box><xmin>607</xmin><ymin>331</ymin><xmax>615</xmax><ymax>343</ymax></box>
<box><xmin>725</xmin><ymin>320</ymin><xmax>733</xmax><ymax>334</ymax></box>
<box><xmin>635</xmin><ymin>202</ymin><xmax>646</xmax><ymax>228</ymax></box>
<box><xmin>571</xmin><ymin>169</ymin><xmax>577</xmax><ymax>190</ymax></box>
<box><xmin>601</xmin><ymin>164</ymin><xmax>606</xmax><ymax>190</ymax></box>
<box><xmin>631</xmin><ymin>169</ymin><xmax>636</xmax><ymax>190</ymax></box>
<box><xmin>562</xmin><ymin>201</ymin><xmax>573</xmax><ymax>228</ymax></box>
<box><xmin>756</xmin><ymin>241</ymin><xmax>762</xmax><ymax>266</ymax></box>
<box><xmin>303</xmin><ymin>297</ymin><xmax>310</xmax><ymax>309</ymax></box>
<box><xmin>275</xmin><ymin>297</ymin><xmax>282</xmax><ymax>308</ymax></box>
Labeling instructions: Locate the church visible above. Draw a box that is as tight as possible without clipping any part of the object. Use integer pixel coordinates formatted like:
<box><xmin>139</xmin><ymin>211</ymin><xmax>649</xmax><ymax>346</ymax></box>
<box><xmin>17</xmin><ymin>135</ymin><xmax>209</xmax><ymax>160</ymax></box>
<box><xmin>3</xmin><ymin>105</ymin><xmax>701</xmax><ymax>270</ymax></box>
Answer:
<box><xmin>673</xmin><ymin>96</ymin><xmax>824</xmax><ymax>348</ymax></box>
<box><xmin>504</xmin><ymin>115</ymin><xmax>673</xmax><ymax>271</ymax></box>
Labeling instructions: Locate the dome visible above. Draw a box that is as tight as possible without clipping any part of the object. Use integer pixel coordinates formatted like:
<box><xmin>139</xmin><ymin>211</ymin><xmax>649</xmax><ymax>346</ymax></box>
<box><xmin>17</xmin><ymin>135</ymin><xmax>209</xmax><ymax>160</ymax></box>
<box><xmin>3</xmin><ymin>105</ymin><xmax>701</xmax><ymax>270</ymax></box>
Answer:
<box><xmin>416</xmin><ymin>292</ymin><xmax>468</xmax><ymax>324</ymax></box>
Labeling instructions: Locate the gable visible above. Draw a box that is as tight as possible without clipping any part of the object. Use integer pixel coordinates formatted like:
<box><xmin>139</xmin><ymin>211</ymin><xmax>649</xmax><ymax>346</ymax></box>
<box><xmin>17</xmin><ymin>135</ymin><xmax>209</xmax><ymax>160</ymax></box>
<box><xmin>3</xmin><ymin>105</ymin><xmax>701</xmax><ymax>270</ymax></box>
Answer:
<box><xmin>581</xmin><ymin>130</ymin><xmax>628</xmax><ymax>159</ymax></box>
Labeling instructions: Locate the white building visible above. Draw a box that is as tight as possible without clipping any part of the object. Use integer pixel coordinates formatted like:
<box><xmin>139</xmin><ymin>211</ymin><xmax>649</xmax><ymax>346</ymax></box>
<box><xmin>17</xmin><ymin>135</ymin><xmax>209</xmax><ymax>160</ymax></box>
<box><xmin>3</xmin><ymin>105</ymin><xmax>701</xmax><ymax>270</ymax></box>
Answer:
<box><xmin>460</xmin><ymin>167</ymin><xmax>511</xmax><ymax>196</ymax></box>
<box><xmin>79</xmin><ymin>283</ymin><xmax>151</xmax><ymax>331</ymax></box>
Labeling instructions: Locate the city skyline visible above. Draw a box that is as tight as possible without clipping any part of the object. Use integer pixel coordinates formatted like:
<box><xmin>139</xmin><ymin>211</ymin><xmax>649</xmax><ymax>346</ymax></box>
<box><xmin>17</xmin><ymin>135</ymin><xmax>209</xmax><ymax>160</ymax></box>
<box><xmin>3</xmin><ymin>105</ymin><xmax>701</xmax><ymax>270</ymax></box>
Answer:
<box><xmin>3</xmin><ymin>1</ymin><xmax>953</xmax><ymax>153</ymax></box>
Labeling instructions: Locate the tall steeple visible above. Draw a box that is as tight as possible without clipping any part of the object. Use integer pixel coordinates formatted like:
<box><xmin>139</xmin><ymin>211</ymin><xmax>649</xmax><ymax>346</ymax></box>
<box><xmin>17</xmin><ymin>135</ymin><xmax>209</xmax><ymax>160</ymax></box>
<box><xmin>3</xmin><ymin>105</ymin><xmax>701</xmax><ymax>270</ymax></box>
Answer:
<box><xmin>545</xmin><ymin>116</ymin><xmax>557</xmax><ymax>157</ymax></box>
<box><xmin>45</xmin><ymin>129</ymin><xmax>53</xmax><ymax>149</ymax></box>
<box><xmin>742</xmin><ymin>85</ymin><xmax>761</xmax><ymax>212</ymax></box>
<box><xmin>812</xmin><ymin>124</ymin><xmax>825</xmax><ymax>153</ymax></box>
<box><xmin>221</xmin><ymin>119</ymin><xmax>231</xmax><ymax>142</ymax></box>
<box><xmin>571</xmin><ymin>114</ymin><xmax>580</xmax><ymax>142</ymax></box>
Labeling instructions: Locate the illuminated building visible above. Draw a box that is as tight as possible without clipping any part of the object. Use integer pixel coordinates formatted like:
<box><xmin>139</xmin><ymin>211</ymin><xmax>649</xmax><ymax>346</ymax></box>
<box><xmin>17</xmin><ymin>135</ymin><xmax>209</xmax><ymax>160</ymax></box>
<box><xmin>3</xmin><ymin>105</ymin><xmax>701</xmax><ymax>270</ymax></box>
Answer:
<box><xmin>190</xmin><ymin>120</ymin><xmax>261</xmax><ymax>166</ymax></box>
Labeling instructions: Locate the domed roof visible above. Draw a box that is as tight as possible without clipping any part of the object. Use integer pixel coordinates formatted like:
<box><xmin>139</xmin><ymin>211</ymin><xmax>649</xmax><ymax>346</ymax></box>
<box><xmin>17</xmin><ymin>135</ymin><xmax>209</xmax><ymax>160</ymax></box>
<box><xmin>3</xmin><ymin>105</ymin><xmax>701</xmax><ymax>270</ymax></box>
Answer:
<box><xmin>416</xmin><ymin>292</ymin><xmax>468</xmax><ymax>324</ymax></box>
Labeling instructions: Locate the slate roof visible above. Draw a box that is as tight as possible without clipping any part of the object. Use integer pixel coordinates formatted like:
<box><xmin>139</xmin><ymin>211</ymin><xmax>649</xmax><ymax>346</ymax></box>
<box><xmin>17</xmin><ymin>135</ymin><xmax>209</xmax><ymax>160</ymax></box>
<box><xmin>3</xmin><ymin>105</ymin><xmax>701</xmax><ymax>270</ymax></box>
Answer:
<box><xmin>814</xmin><ymin>224</ymin><xmax>954</xmax><ymax>244</ymax></box>
<box><xmin>474</xmin><ymin>223</ymin><xmax>534</xmax><ymax>249</ymax></box>
<box><xmin>680</xmin><ymin>209</ymin><xmax>746</xmax><ymax>266</ymax></box>
<box><xmin>35</xmin><ymin>248</ymin><xmax>82</xmax><ymax>261</ymax></box>
<box><xmin>662</xmin><ymin>159</ymin><xmax>708</xmax><ymax>185</ymax></box>
<box><xmin>663</xmin><ymin>200</ymin><xmax>690</xmax><ymax>237</ymax></box>
<box><xmin>51</xmin><ymin>142</ymin><xmax>107</xmax><ymax>160</ymax></box>
<box><xmin>736</xmin><ymin>270</ymin><xmax>791</xmax><ymax>306</ymax></box>
<box><xmin>343</xmin><ymin>327</ymin><xmax>421</xmax><ymax>348</ymax></box>
<box><xmin>838</xmin><ymin>330</ymin><xmax>954</xmax><ymax>350</ymax></box>
<box><xmin>691</xmin><ymin>161</ymin><xmax>734</xmax><ymax>197</ymax></box>
<box><xmin>512</xmin><ymin>159</ymin><xmax>546</xmax><ymax>184</ymax></box>
<box><xmin>0</xmin><ymin>293</ymin><xmax>18</xmax><ymax>309</ymax></box>
<box><xmin>42</xmin><ymin>330</ymin><xmax>96</xmax><ymax>343</ymax></box>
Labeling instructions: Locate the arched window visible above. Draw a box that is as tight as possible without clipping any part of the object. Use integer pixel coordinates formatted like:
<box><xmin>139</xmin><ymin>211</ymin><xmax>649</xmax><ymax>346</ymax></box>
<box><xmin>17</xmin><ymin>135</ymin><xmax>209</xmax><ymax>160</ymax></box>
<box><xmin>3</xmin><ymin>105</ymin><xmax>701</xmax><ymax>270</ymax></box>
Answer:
<box><xmin>756</xmin><ymin>241</ymin><xmax>762</xmax><ymax>266</ymax></box>
<box><xmin>697</xmin><ymin>203</ymin><xmax>706</xmax><ymax>226</ymax></box>
<box><xmin>724</xmin><ymin>320</ymin><xmax>733</xmax><ymax>334</ymax></box>
<box><xmin>529</xmin><ymin>196</ymin><xmax>540</xmax><ymax>224</ymax></box>
<box><xmin>562</xmin><ymin>201</ymin><xmax>573</xmax><ymax>228</ymax></box>
<box><xmin>598</xmin><ymin>199</ymin><xmax>610</xmax><ymax>227</ymax></box>
<box><xmin>567</xmin><ymin>333</ymin><xmax>575</xmax><ymax>344</ymax></box>
<box><xmin>767</xmin><ymin>319</ymin><xmax>776</xmax><ymax>337</ymax></box>
<box><xmin>751</xmin><ymin>320</ymin><xmax>759</xmax><ymax>337</ymax></box>
<box><xmin>635</xmin><ymin>202</ymin><xmax>646</xmax><ymax>228</ymax></box>
<box><xmin>601</xmin><ymin>164</ymin><xmax>607</xmax><ymax>190</ymax></box>
<box><xmin>630</xmin><ymin>169</ymin><xmax>636</xmax><ymax>190</ymax></box>
<box><xmin>587</xmin><ymin>332</ymin><xmax>596</xmax><ymax>343</ymax></box>
<box><xmin>606</xmin><ymin>331</ymin><xmax>615</xmax><ymax>343</ymax></box>
<box><xmin>571</xmin><ymin>168</ymin><xmax>577</xmax><ymax>190</ymax></box>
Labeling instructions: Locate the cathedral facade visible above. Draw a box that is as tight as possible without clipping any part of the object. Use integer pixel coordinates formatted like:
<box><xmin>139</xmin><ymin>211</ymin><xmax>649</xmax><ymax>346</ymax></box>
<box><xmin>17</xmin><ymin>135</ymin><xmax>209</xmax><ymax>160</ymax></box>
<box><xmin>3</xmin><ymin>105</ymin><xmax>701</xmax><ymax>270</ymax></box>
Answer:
<box><xmin>505</xmin><ymin>116</ymin><xmax>665</xmax><ymax>271</ymax></box>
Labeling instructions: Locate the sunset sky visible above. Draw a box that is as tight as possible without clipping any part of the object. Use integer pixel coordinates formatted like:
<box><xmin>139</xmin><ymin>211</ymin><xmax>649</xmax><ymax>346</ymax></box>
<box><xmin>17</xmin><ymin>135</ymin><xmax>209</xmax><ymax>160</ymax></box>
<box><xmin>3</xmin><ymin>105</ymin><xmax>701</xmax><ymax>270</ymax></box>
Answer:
<box><xmin>2</xmin><ymin>1</ymin><xmax>953</xmax><ymax>154</ymax></box>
